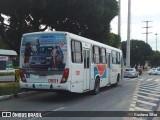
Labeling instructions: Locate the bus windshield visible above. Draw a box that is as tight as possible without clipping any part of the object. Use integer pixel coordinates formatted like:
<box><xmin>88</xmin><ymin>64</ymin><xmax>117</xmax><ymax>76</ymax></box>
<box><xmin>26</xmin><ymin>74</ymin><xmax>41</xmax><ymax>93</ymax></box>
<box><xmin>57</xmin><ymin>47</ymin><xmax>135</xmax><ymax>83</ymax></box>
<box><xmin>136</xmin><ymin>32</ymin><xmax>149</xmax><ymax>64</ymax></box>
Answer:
<box><xmin>20</xmin><ymin>33</ymin><xmax>67</xmax><ymax>75</ymax></box>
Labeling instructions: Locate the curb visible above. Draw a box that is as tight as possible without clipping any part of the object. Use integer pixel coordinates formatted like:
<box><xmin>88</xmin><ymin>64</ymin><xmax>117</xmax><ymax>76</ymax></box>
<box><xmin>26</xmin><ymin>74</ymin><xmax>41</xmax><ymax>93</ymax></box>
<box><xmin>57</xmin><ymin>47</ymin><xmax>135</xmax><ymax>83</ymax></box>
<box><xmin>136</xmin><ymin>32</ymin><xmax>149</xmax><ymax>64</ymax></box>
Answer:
<box><xmin>0</xmin><ymin>91</ymin><xmax>39</xmax><ymax>102</ymax></box>
<box><xmin>152</xmin><ymin>103</ymin><xmax>160</xmax><ymax>120</ymax></box>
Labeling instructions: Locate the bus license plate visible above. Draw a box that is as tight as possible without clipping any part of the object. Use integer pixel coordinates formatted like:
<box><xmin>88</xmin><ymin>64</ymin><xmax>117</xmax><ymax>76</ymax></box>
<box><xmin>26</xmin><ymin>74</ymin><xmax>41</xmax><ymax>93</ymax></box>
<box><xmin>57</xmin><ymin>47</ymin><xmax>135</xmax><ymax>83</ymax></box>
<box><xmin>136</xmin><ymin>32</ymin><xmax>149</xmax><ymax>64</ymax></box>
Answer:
<box><xmin>48</xmin><ymin>79</ymin><xmax>58</xmax><ymax>83</ymax></box>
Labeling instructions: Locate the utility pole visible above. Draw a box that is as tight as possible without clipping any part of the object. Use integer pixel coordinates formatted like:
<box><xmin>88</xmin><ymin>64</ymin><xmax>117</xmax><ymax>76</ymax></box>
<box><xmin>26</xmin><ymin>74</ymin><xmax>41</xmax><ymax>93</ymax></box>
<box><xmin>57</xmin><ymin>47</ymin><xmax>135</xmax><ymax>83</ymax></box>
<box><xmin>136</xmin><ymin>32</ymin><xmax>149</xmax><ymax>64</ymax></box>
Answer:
<box><xmin>142</xmin><ymin>21</ymin><xmax>152</xmax><ymax>43</ymax></box>
<box><xmin>118</xmin><ymin>0</ymin><xmax>123</xmax><ymax>81</ymax></box>
<box><xmin>155</xmin><ymin>33</ymin><xmax>159</xmax><ymax>51</ymax></box>
<box><xmin>118</xmin><ymin>0</ymin><xmax>121</xmax><ymax>37</ymax></box>
<box><xmin>126</xmin><ymin>0</ymin><xmax>131</xmax><ymax>68</ymax></box>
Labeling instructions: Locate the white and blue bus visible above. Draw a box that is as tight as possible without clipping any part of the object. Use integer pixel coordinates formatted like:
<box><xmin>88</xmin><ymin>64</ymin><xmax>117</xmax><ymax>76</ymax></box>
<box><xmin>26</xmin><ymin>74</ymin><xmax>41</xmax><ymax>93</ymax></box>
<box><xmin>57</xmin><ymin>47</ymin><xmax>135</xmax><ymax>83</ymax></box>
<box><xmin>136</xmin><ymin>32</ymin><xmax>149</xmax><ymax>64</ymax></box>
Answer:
<box><xmin>19</xmin><ymin>31</ymin><xmax>123</xmax><ymax>94</ymax></box>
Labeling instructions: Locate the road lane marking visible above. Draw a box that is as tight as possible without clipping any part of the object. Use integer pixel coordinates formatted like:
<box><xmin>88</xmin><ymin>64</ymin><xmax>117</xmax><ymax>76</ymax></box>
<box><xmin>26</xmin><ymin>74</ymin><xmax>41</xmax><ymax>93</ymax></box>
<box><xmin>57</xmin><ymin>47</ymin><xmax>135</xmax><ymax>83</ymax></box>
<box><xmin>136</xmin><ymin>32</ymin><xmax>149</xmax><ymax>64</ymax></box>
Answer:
<box><xmin>124</xmin><ymin>79</ymin><xmax>138</xmax><ymax>81</ymax></box>
<box><xmin>140</xmin><ymin>82</ymin><xmax>157</xmax><ymax>86</ymax></box>
<box><xmin>131</xmin><ymin>96</ymin><xmax>138</xmax><ymax>104</ymax></box>
<box><xmin>139</xmin><ymin>88</ymin><xmax>160</xmax><ymax>93</ymax></box>
<box><xmin>140</xmin><ymin>84</ymin><xmax>156</xmax><ymax>87</ymax></box>
<box><xmin>52</xmin><ymin>106</ymin><xmax>66</xmax><ymax>111</ymax></box>
<box><xmin>137</xmin><ymin>100</ymin><xmax>157</xmax><ymax>106</ymax></box>
<box><xmin>137</xmin><ymin>91</ymin><xmax>160</xmax><ymax>97</ymax></box>
<box><xmin>129</xmin><ymin>82</ymin><xmax>140</xmax><ymax>111</ymax></box>
<box><xmin>139</xmin><ymin>79</ymin><xmax>146</xmax><ymax>81</ymax></box>
<box><xmin>135</xmin><ymin>106</ymin><xmax>151</xmax><ymax>111</ymax></box>
<box><xmin>129</xmin><ymin>76</ymin><xmax>160</xmax><ymax>115</ymax></box>
<box><xmin>146</xmin><ymin>79</ymin><xmax>153</xmax><ymax>81</ymax></box>
<box><xmin>137</xmin><ymin>95</ymin><xmax>159</xmax><ymax>101</ymax></box>
<box><xmin>99</xmin><ymin>90</ymin><xmax>111</xmax><ymax>95</ymax></box>
<box><xmin>155</xmin><ymin>79</ymin><xmax>160</xmax><ymax>82</ymax></box>
<box><xmin>139</xmin><ymin>86</ymin><xmax>160</xmax><ymax>91</ymax></box>
<box><xmin>140</xmin><ymin>82</ymin><xmax>159</xmax><ymax>86</ymax></box>
<box><xmin>132</xmin><ymin>93</ymin><xmax>138</xmax><ymax>98</ymax></box>
<box><xmin>129</xmin><ymin>108</ymin><xmax>135</xmax><ymax>111</ymax></box>
<box><xmin>141</xmin><ymin>78</ymin><xmax>154</xmax><ymax>82</ymax></box>
<box><xmin>132</xmin><ymin>117</ymin><xmax>144</xmax><ymax>120</ymax></box>
<box><xmin>130</xmin><ymin>104</ymin><xmax>136</xmax><ymax>108</ymax></box>
<box><xmin>139</xmin><ymin>84</ymin><xmax>159</xmax><ymax>88</ymax></box>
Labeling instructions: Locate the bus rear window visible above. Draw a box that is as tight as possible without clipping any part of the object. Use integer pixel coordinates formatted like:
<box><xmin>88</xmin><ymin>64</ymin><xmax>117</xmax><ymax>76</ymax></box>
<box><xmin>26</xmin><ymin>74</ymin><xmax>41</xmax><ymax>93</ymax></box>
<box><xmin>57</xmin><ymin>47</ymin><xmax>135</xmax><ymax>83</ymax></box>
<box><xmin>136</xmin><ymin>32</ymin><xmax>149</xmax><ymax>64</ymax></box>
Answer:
<box><xmin>20</xmin><ymin>33</ymin><xmax>67</xmax><ymax>73</ymax></box>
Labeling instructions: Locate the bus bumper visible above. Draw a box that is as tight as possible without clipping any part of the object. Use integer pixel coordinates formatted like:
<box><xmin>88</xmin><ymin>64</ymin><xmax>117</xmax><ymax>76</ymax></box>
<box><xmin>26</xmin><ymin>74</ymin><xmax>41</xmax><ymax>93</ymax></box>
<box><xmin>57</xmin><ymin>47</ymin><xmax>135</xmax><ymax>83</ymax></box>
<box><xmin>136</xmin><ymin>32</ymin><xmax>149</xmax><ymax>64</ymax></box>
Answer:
<box><xmin>19</xmin><ymin>82</ymin><xmax>71</xmax><ymax>91</ymax></box>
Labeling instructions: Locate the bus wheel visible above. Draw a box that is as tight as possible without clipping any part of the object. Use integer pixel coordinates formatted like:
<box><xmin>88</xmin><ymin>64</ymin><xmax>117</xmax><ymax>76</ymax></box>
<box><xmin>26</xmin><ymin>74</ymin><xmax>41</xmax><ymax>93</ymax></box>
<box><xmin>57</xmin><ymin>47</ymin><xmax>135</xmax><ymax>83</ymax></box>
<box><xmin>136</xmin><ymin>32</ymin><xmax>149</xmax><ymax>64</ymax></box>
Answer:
<box><xmin>93</xmin><ymin>77</ymin><xmax>100</xmax><ymax>95</ymax></box>
<box><xmin>112</xmin><ymin>74</ymin><xmax>119</xmax><ymax>87</ymax></box>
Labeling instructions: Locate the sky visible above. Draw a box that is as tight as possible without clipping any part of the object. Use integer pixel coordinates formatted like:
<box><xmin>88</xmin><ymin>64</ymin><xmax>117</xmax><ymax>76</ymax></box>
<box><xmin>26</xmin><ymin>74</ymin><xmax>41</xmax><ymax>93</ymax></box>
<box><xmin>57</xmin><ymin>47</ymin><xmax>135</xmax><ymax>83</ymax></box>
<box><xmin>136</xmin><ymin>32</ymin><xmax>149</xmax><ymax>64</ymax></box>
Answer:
<box><xmin>111</xmin><ymin>0</ymin><xmax>160</xmax><ymax>51</ymax></box>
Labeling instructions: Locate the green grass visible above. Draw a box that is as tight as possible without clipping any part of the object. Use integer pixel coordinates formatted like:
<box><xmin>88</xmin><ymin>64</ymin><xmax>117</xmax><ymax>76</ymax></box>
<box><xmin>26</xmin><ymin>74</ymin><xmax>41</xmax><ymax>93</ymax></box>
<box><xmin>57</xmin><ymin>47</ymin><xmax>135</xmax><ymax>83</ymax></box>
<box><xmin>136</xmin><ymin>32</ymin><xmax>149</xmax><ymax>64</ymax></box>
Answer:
<box><xmin>0</xmin><ymin>82</ymin><xmax>21</xmax><ymax>96</ymax></box>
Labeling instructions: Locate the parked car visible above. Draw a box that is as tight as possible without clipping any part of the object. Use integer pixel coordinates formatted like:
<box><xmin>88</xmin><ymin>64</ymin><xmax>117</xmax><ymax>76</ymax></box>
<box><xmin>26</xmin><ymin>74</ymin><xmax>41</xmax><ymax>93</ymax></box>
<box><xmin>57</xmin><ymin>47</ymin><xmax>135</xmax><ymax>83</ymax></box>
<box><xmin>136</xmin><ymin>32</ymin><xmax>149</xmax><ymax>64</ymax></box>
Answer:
<box><xmin>148</xmin><ymin>68</ymin><xmax>160</xmax><ymax>75</ymax></box>
<box><xmin>124</xmin><ymin>68</ymin><xmax>139</xmax><ymax>78</ymax></box>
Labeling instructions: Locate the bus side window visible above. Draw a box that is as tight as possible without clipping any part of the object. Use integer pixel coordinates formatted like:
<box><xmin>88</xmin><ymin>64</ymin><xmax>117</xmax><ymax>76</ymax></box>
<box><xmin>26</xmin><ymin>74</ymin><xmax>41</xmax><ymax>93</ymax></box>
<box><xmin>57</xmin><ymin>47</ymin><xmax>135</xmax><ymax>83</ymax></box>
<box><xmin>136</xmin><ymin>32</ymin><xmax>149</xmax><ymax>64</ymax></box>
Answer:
<box><xmin>92</xmin><ymin>46</ymin><xmax>100</xmax><ymax>64</ymax></box>
<box><xmin>108</xmin><ymin>54</ymin><xmax>111</xmax><ymax>68</ymax></box>
<box><xmin>101</xmin><ymin>48</ymin><xmax>107</xmax><ymax>64</ymax></box>
<box><xmin>113</xmin><ymin>51</ymin><xmax>120</xmax><ymax>64</ymax></box>
<box><xmin>116</xmin><ymin>52</ymin><xmax>120</xmax><ymax>64</ymax></box>
<box><xmin>111</xmin><ymin>51</ymin><xmax>116</xmax><ymax>64</ymax></box>
<box><xmin>71</xmin><ymin>40</ymin><xmax>83</xmax><ymax>63</ymax></box>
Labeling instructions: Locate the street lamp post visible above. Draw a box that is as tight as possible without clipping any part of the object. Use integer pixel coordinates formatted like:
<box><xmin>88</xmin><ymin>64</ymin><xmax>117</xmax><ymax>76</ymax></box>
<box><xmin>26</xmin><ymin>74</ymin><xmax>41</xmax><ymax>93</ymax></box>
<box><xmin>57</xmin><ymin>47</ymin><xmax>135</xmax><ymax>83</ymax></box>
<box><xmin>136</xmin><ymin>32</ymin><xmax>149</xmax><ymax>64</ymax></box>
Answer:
<box><xmin>126</xmin><ymin>0</ymin><xmax>131</xmax><ymax>68</ymax></box>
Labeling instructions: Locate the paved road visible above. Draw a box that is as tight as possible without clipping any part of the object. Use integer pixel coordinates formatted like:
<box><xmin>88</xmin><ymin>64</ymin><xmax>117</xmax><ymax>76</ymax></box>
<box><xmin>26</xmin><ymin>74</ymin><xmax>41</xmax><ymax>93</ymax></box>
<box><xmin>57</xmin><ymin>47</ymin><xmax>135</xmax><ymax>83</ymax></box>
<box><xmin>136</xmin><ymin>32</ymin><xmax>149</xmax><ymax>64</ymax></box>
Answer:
<box><xmin>0</xmin><ymin>74</ymin><xmax>160</xmax><ymax>120</ymax></box>
<box><xmin>126</xmin><ymin>74</ymin><xmax>160</xmax><ymax>120</ymax></box>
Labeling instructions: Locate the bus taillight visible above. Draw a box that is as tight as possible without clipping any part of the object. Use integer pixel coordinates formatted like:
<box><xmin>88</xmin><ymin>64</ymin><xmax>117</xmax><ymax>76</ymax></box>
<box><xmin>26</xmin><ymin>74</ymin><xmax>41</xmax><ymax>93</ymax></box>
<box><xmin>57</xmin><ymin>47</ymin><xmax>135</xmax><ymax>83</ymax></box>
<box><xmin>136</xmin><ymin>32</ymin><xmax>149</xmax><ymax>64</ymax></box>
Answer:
<box><xmin>60</xmin><ymin>68</ymin><xmax>69</xmax><ymax>83</ymax></box>
<box><xmin>19</xmin><ymin>69</ymin><xmax>27</xmax><ymax>82</ymax></box>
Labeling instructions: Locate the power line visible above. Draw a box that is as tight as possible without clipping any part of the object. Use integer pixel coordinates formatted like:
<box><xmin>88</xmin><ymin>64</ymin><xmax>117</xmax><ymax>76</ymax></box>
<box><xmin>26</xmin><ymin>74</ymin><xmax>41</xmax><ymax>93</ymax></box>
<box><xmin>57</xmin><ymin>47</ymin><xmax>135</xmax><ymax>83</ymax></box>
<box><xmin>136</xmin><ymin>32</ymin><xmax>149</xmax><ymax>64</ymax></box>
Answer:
<box><xmin>142</xmin><ymin>21</ymin><xmax>152</xmax><ymax>43</ymax></box>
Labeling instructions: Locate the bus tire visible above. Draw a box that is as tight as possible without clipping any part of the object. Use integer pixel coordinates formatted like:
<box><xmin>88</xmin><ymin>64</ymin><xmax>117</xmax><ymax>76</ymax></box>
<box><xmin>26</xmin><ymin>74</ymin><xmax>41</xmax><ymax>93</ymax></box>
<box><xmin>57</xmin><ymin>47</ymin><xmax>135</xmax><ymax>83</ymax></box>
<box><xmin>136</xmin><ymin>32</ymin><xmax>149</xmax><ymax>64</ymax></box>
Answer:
<box><xmin>112</xmin><ymin>74</ymin><xmax>120</xmax><ymax>87</ymax></box>
<box><xmin>93</xmin><ymin>77</ymin><xmax>100</xmax><ymax>95</ymax></box>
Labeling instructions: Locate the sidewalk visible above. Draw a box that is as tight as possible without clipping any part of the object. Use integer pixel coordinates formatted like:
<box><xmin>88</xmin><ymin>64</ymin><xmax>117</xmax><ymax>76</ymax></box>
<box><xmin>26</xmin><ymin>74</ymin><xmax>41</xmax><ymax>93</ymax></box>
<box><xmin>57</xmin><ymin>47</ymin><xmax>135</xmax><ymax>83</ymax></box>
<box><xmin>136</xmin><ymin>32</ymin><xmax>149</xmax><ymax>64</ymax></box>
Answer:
<box><xmin>0</xmin><ymin>69</ymin><xmax>38</xmax><ymax>102</ymax></box>
<box><xmin>0</xmin><ymin>91</ymin><xmax>39</xmax><ymax>102</ymax></box>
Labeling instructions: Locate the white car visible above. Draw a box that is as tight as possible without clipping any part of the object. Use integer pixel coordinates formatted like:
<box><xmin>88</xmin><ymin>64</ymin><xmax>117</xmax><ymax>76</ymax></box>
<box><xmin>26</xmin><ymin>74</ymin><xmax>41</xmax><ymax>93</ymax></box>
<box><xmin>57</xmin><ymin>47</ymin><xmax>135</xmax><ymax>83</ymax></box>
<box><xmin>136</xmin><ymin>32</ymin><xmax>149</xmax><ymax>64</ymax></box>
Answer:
<box><xmin>124</xmin><ymin>68</ymin><xmax>139</xmax><ymax>78</ymax></box>
<box><xmin>148</xmin><ymin>68</ymin><xmax>160</xmax><ymax>75</ymax></box>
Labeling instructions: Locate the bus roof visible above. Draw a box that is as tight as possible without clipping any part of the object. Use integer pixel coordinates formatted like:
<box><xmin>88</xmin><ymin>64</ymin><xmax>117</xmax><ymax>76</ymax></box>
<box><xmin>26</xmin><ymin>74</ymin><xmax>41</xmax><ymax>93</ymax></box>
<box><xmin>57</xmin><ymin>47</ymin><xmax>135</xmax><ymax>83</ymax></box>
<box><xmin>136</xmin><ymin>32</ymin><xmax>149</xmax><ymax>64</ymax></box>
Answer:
<box><xmin>0</xmin><ymin>49</ymin><xmax>17</xmax><ymax>56</ymax></box>
<box><xmin>68</xmin><ymin>32</ymin><xmax>122</xmax><ymax>53</ymax></box>
<box><xmin>22</xmin><ymin>31</ymin><xmax>122</xmax><ymax>53</ymax></box>
<box><xmin>22</xmin><ymin>31</ymin><xmax>67</xmax><ymax>36</ymax></box>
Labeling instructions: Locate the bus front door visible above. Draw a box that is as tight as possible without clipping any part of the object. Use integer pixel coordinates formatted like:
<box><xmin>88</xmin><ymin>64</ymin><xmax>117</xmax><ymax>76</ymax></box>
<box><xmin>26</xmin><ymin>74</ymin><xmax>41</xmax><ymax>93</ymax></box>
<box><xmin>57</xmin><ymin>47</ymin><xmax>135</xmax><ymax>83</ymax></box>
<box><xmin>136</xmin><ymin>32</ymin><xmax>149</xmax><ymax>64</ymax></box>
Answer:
<box><xmin>108</xmin><ymin>53</ymin><xmax>111</xmax><ymax>84</ymax></box>
<box><xmin>83</xmin><ymin>49</ymin><xmax>90</xmax><ymax>90</ymax></box>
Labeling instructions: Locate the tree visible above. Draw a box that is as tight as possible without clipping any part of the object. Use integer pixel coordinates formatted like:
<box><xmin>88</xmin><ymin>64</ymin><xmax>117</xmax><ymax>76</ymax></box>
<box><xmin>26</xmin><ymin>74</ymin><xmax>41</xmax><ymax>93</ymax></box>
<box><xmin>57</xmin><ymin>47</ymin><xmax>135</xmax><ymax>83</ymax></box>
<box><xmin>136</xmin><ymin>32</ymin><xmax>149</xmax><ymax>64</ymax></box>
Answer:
<box><xmin>121</xmin><ymin>40</ymin><xmax>153</xmax><ymax>67</ymax></box>
<box><xmin>108</xmin><ymin>33</ymin><xmax>121</xmax><ymax>48</ymax></box>
<box><xmin>0</xmin><ymin>36</ymin><xmax>9</xmax><ymax>48</ymax></box>
<box><xmin>0</xmin><ymin>0</ymin><xmax>119</xmax><ymax>54</ymax></box>
<box><xmin>149</xmin><ymin>51</ymin><xmax>160</xmax><ymax>67</ymax></box>
<box><xmin>0</xmin><ymin>0</ymin><xmax>48</xmax><ymax>52</ymax></box>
